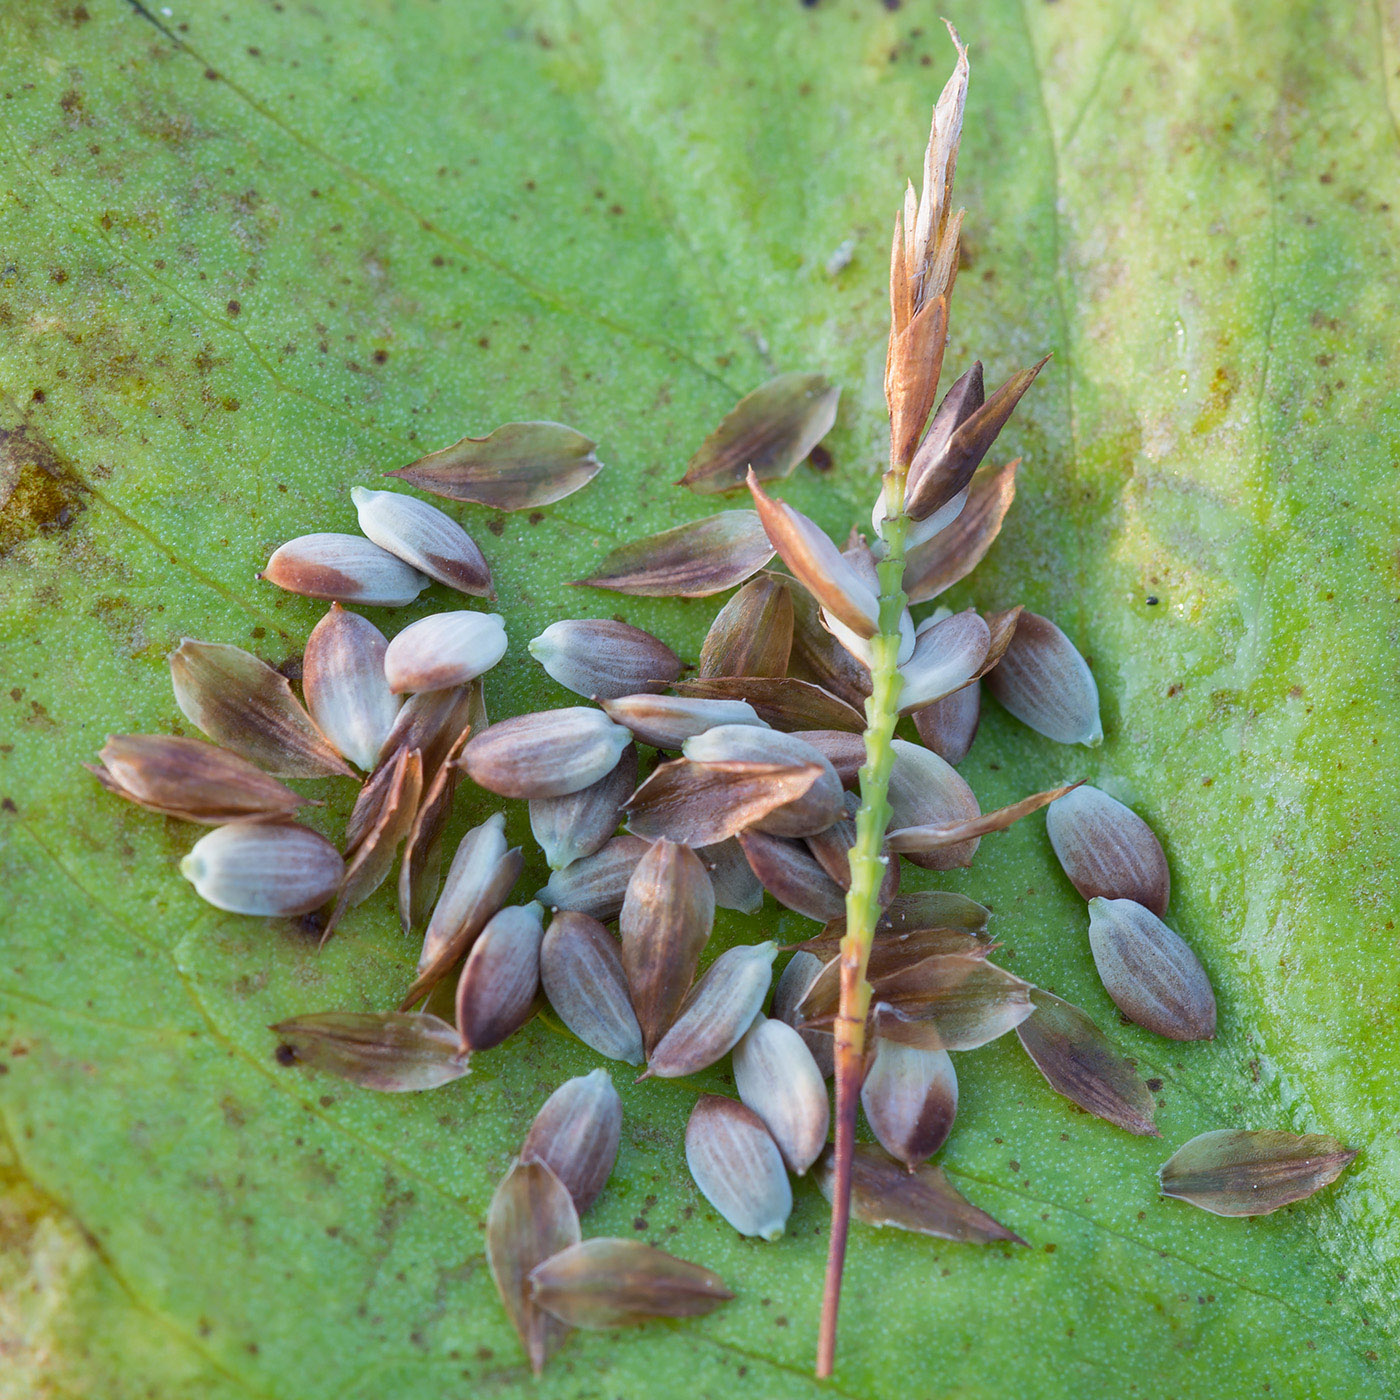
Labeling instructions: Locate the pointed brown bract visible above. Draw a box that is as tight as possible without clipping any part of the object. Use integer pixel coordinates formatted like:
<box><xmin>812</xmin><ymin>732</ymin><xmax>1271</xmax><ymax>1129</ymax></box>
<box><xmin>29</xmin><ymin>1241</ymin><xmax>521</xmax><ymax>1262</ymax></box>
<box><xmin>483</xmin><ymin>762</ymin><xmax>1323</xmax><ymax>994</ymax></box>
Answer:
<box><xmin>870</xmin><ymin>953</ymin><xmax>1033</xmax><ymax>1051</ymax></box>
<box><xmin>737</xmin><ymin>829</ymin><xmax>847</xmax><ymax>923</ymax></box>
<box><xmin>259</xmin><ymin>533</ymin><xmax>430</xmax><ymax>607</ymax></box>
<box><xmin>520</xmin><ymin>1069</ymin><xmax>622</xmax><ymax>1216</ymax></box>
<box><xmin>540</xmin><ymin>911</ymin><xmax>645</xmax><ymax>1065</ymax></box>
<box><xmin>87</xmin><ymin>734</ymin><xmax>311</xmax><ymax>825</ymax></box>
<box><xmin>351</xmin><ymin>486</ymin><xmax>493</xmax><ymax>596</ymax></box>
<box><xmin>529</xmin><ymin>618</ymin><xmax>682</xmax><ymax>700</ymax></box>
<box><xmin>985</xmin><ymin>611</ymin><xmax>1103</xmax><ymax>747</ymax></box>
<box><xmin>1046</xmin><ymin>784</ymin><xmax>1171</xmax><ymax>914</ymax></box>
<box><xmin>684</xmin><ymin>1095</ymin><xmax>792</xmax><ymax>1240</ymax></box>
<box><xmin>461</xmin><ymin>707</ymin><xmax>632</xmax><ymax>799</ymax></box>
<box><xmin>397</xmin><ymin>727</ymin><xmax>470</xmax><ymax>933</ymax></box>
<box><xmin>169</xmin><ymin>639</ymin><xmax>355</xmax><ymax>780</ymax></box>
<box><xmin>320</xmin><ymin>746</ymin><xmax>423</xmax><ymax>944</ymax></box>
<box><xmin>270</xmin><ymin>1011</ymin><xmax>468</xmax><ymax>1092</ymax></box>
<box><xmin>529</xmin><ymin>744</ymin><xmax>636</xmax><ymax>871</ymax></box>
<box><xmin>675</xmin><ymin>676</ymin><xmax>866</xmax><ymax>733</ymax></box>
<box><xmin>573</xmin><ymin>511</ymin><xmax>774</xmax><ymax>597</ymax></box>
<box><xmin>180</xmin><ymin>821</ymin><xmax>345</xmax><ymax>917</ymax></box>
<box><xmin>680</xmin><ymin>372</ymin><xmax>840</xmax><ymax>494</ymax></box>
<box><xmin>1015</xmin><ymin>989</ymin><xmax>1159</xmax><ymax>1136</ymax></box>
<box><xmin>732</xmin><ymin>1015</ymin><xmax>829</xmax><ymax>1175</ymax></box>
<box><xmin>860</xmin><ymin>1038</ymin><xmax>958</xmax><ymax>1169</ymax></box>
<box><xmin>886</xmin><ymin>780</ymin><xmax>1081</xmax><ymax>855</ymax></box>
<box><xmin>697</xmin><ymin>575</ymin><xmax>794</xmax><ymax>678</ymax></box>
<box><xmin>486</xmin><ymin>1159</ymin><xmax>581</xmax><ymax>1375</ymax></box>
<box><xmin>390</xmin><ymin>420</ymin><xmax>601</xmax><ymax>510</ymax></box>
<box><xmin>1158</xmin><ymin>1129</ymin><xmax>1356</xmax><ymax>1217</ymax></box>
<box><xmin>455</xmin><ymin>904</ymin><xmax>545</xmax><ymax>1053</ymax></box>
<box><xmin>646</xmin><ymin>943</ymin><xmax>778</xmax><ymax>1079</ymax></box>
<box><xmin>535</xmin><ymin>833</ymin><xmax>652</xmax><ymax>921</ymax></box>
<box><xmin>817</xmin><ymin>1145</ymin><xmax>1023</xmax><ymax>1244</ymax></box>
<box><xmin>904</xmin><ymin>458</ymin><xmax>1019</xmax><ymax>604</ymax></box>
<box><xmin>619</xmin><ymin>840</ymin><xmax>715</xmax><ymax>1054</ymax></box>
<box><xmin>1087</xmin><ymin>898</ymin><xmax>1215</xmax><ymax>1041</ymax></box>
<box><xmin>529</xmin><ymin>1239</ymin><xmax>734</xmax><ymax>1328</ymax></box>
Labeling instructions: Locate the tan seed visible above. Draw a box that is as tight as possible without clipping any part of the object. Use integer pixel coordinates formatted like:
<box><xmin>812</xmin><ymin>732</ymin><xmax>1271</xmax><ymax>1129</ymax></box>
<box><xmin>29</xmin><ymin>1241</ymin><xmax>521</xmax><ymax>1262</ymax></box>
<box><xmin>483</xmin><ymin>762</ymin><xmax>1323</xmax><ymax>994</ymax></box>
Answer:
<box><xmin>259</xmin><ymin>532</ymin><xmax>429</xmax><ymax>606</ymax></box>
<box><xmin>86</xmin><ymin>733</ymin><xmax>310</xmax><ymax>825</ymax></box>
<box><xmin>180</xmin><ymin>821</ymin><xmax>344</xmax><ymax>917</ymax></box>
<box><xmin>860</xmin><ymin>1038</ymin><xmax>958</xmax><ymax>1169</ymax></box>
<box><xmin>460</xmin><ymin>707</ymin><xmax>632</xmax><ymax>799</ymax></box>
<box><xmin>168</xmin><ymin>638</ymin><xmax>355</xmax><ymax>780</ymax></box>
<box><xmin>302</xmin><ymin>605</ymin><xmax>402</xmax><ymax>771</ymax></box>
<box><xmin>455</xmin><ymin>903</ymin><xmax>545</xmax><ymax>1054</ymax></box>
<box><xmin>528</xmin><ymin>1238</ymin><xmax>734</xmax><ymax>1328</ymax></box>
<box><xmin>486</xmin><ymin>1159</ymin><xmax>581</xmax><ymax>1376</ymax></box>
<box><xmin>647</xmin><ymin>942</ymin><xmax>777</xmax><ymax>1079</ymax></box>
<box><xmin>540</xmin><ymin>911</ymin><xmax>645</xmax><ymax>1065</ymax></box>
<box><xmin>1087</xmin><ymin>897</ymin><xmax>1215</xmax><ymax>1041</ymax></box>
<box><xmin>529</xmin><ymin>618</ymin><xmax>681</xmax><ymax>700</ymax></box>
<box><xmin>1158</xmin><ymin>1129</ymin><xmax>1356</xmax><ymax>1217</ymax></box>
<box><xmin>684</xmin><ymin>1094</ymin><xmax>792</xmax><ymax>1240</ymax></box>
<box><xmin>520</xmin><ymin>1068</ymin><xmax>622</xmax><ymax>1215</ymax></box>
<box><xmin>351</xmin><ymin>485</ymin><xmax>492</xmax><ymax>596</ymax></box>
<box><xmin>985</xmin><ymin>611</ymin><xmax>1102</xmax><ymax>747</ymax></box>
<box><xmin>1046</xmin><ymin>784</ymin><xmax>1171</xmax><ymax>914</ymax></box>
<box><xmin>271</xmin><ymin>1011</ymin><xmax>467</xmax><ymax>1091</ymax></box>
<box><xmin>732</xmin><ymin>1015</ymin><xmax>829</xmax><ymax>1174</ymax></box>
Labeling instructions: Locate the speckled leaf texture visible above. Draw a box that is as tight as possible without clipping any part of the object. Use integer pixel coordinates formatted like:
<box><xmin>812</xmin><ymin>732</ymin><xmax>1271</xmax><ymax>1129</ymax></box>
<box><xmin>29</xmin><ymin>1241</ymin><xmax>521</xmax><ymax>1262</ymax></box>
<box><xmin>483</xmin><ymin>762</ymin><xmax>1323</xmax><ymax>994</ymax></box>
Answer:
<box><xmin>1</xmin><ymin>3</ymin><xmax>1397</xmax><ymax>1397</ymax></box>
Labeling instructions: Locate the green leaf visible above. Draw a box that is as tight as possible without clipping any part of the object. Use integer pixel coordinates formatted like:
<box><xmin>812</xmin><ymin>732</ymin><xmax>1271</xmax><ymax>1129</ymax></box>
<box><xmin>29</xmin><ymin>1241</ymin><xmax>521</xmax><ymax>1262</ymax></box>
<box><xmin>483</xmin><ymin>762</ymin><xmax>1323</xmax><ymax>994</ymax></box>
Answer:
<box><xmin>1</xmin><ymin>3</ymin><xmax>1395</xmax><ymax>1397</ymax></box>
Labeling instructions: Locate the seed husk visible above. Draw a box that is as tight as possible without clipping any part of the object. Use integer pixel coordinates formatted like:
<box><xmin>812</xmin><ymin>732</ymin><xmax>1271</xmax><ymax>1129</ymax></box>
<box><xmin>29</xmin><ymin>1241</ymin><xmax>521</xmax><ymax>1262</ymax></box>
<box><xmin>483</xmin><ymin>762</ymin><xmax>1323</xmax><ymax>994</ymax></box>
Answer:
<box><xmin>486</xmin><ymin>1158</ymin><xmax>581</xmax><ymax>1376</ymax></box>
<box><xmin>301</xmin><ymin>605</ymin><xmax>402</xmax><ymax>772</ymax></box>
<box><xmin>912</xmin><ymin>681</ymin><xmax>980</xmax><ymax>764</ymax></box>
<box><xmin>535</xmin><ymin>833</ymin><xmax>652</xmax><ymax>920</ymax></box>
<box><xmin>86</xmin><ymin>734</ymin><xmax>311</xmax><ymax>825</ymax></box>
<box><xmin>791</xmin><ymin>728</ymin><xmax>867</xmax><ymax>788</ymax></box>
<box><xmin>678</xmin><ymin>371</ymin><xmax>840</xmax><ymax>494</ymax></box>
<box><xmin>396</xmin><ymin>727</ymin><xmax>470</xmax><ymax>933</ymax></box>
<box><xmin>746</xmin><ymin>471</ymin><xmax>880</xmax><ymax>637</ymax></box>
<box><xmin>886</xmin><ymin>780</ymin><xmax>1081</xmax><ymax>856</ymax></box>
<box><xmin>817</xmin><ymin>1144</ymin><xmax>1024</xmax><ymax>1244</ymax></box>
<box><xmin>390</xmin><ymin>420</ymin><xmax>602</xmax><ymax>510</ymax></box>
<box><xmin>1015</xmin><ymin>988</ymin><xmax>1159</xmax><ymax>1136</ymax></box>
<box><xmin>180</xmin><ymin>821</ymin><xmax>345</xmax><ymax>917</ymax></box>
<box><xmin>1046</xmin><ymin>784</ymin><xmax>1171</xmax><ymax>914</ymax></box>
<box><xmin>624</xmin><ymin>756</ymin><xmax>826</xmax><ymax>848</ymax></box>
<box><xmin>787</xmin><ymin>585</ymin><xmax>872</xmax><ymax>711</ymax></box>
<box><xmin>771</xmin><ymin>950</ymin><xmax>835</xmax><ymax>1077</ymax></box>
<box><xmin>1087</xmin><ymin>897</ymin><xmax>1216</xmax><ymax>1041</ymax></box>
<box><xmin>460</xmin><ymin>707</ymin><xmax>632</xmax><ymax>799</ymax></box>
<box><xmin>259</xmin><ymin>532</ymin><xmax>430</xmax><ymax>606</ymax></box>
<box><xmin>904</xmin><ymin>357</ymin><xmax>1049</xmax><ymax>522</ymax></box>
<box><xmin>646</xmin><ymin>942</ymin><xmax>778</xmax><ymax>1079</ymax></box>
<box><xmin>540</xmin><ymin>911</ymin><xmax>645</xmax><ymax>1065</ymax></box>
<box><xmin>455</xmin><ymin>903</ymin><xmax>545</xmax><ymax>1054</ymax></box>
<box><xmin>819</xmin><ymin>888</ymin><xmax>992</xmax><ymax>940</ymax></box>
<box><xmin>528</xmin><ymin>1239</ymin><xmax>734</xmax><ymax>1328</ymax></box>
<box><xmin>168</xmin><ymin>638</ymin><xmax>356</xmax><ymax>780</ymax></box>
<box><xmin>886</xmin><ymin>739</ymin><xmax>981</xmax><ymax>869</ymax></box>
<box><xmin>320</xmin><ymin>746</ymin><xmax>423</xmax><ymax>943</ymax></box>
<box><xmin>270</xmin><ymin>1011</ymin><xmax>469</xmax><ymax>1091</ymax></box>
<box><xmin>861</xmin><ymin>1038</ymin><xmax>958</xmax><ymax>1169</ymax></box>
<box><xmin>736</xmin><ymin>829</ymin><xmax>847</xmax><ymax>923</ymax></box>
<box><xmin>529</xmin><ymin>618</ymin><xmax>681</xmax><ymax>700</ymax></box>
<box><xmin>401</xmin><ymin>814</ymin><xmax>522</xmax><ymax>1008</ymax></box>
<box><xmin>601</xmin><ymin>694</ymin><xmax>767</xmax><ymax>750</ymax></box>
<box><xmin>684</xmin><ymin>1094</ymin><xmax>792</xmax><ymax>1240</ymax></box>
<box><xmin>674</xmin><ymin>676</ymin><xmax>866</xmax><ymax>733</ymax></box>
<box><xmin>697</xmin><ymin>576</ymin><xmax>794</xmax><ymax>678</ymax></box>
<box><xmin>697</xmin><ymin>838</ymin><xmax>765</xmax><ymax>915</ymax></box>
<box><xmin>897</xmin><ymin>609</ymin><xmax>991</xmax><ymax>713</ymax></box>
<box><xmin>795</xmin><ymin>932</ymin><xmax>993</xmax><ymax>1023</ymax></box>
<box><xmin>985</xmin><ymin>611</ymin><xmax>1103</xmax><ymax>747</ymax></box>
<box><xmin>732</xmin><ymin>1015</ymin><xmax>829</xmax><ymax>1174</ymax></box>
<box><xmin>382</xmin><ymin>612</ymin><xmax>508</xmax><ymax>694</ymax></box>
<box><xmin>350</xmin><ymin>485</ymin><xmax>492</xmax><ymax>597</ymax></box>
<box><xmin>904</xmin><ymin>457</ymin><xmax>1019</xmax><ymax>604</ymax></box>
<box><xmin>869</xmin><ymin>953</ymin><xmax>1034</xmax><ymax>1051</ymax></box>
<box><xmin>520</xmin><ymin>1068</ymin><xmax>622</xmax><ymax>1215</ymax></box>
<box><xmin>682</xmin><ymin>726</ymin><xmax>845</xmax><ymax>837</ymax></box>
<box><xmin>1157</xmin><ymin>1129</ymin><xmax>1356</xmax><ymax>1217</ymax></box>
<box><xmin>573</xmin><ymin>511</ymin><xmax>774</xmax><ymax>597</ymax></box>
<box><xmin>619</xmin><ymin>840</ymin><xmax>716</xmax><ymax>1054</ymax></box>
<box><xmin>530</xmin><ymin>743</ymin><xmax>636</xmax><ymax>871</ymax></box>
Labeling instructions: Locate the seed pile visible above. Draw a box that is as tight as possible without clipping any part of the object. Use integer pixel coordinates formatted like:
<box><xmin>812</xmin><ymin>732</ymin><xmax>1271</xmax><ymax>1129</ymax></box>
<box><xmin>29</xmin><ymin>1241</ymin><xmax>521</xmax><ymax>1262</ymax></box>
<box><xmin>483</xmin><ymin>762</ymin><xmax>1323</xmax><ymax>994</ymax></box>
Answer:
<box><xmin>86</xmin><ymin>33</ymin><xmax>1354</xmax><ymax>1381</ymax></box>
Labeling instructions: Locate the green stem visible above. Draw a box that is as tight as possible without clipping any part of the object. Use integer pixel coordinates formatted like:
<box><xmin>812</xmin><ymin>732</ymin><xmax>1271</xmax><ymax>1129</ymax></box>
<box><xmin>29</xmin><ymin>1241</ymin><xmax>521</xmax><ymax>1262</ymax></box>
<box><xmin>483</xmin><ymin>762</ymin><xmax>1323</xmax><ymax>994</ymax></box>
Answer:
<box><xmin>815</xmin><ymin>497</ymin><xmax>909</xmax><ymax>1378</ymax></box>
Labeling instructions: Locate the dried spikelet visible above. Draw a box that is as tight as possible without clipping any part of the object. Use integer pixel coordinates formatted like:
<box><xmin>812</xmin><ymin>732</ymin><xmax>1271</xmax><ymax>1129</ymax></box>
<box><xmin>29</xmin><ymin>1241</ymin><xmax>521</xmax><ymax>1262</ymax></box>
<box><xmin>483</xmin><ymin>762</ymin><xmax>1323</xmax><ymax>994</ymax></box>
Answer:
<box><xmin>520</xmin><ymin>1069</ymin><xmax>622</xmax><ymax>1215</ymax></box>
<box><xmin>646</xmin><ymin>943</ymin><xmax>777</xmax><ymax>1079</ymax></box>
<box><xmin>684</xmin><ymin>1095</ymin><xmax>792</xmax><ymax>1240</ymax></box>
<box><xmin>736</xmin><ymin>829</ymin><xmax>847</xmax><ymax>923</ymax></box>
<box><xmin>573</xmin><ymin>512</ymin><xmax>774</xmax><ymax>597</ymax></box>
<box><xmin>461</xmin><ymin>707</ymin><xmax>632</xmax><ymax>799</ymax></box>
<box><xmin>771</xmin><ymin>949</ymin><xmax>835</xmax><ymax>1078</ymax></box>
<box><xmin>911</xmin><ymin>682</ymin><xmax>980</xmax><ymax>765</ymax></box>
<box><xmin>904</xmin><ymin>457</ymin><xmax>1019</xmax><ymax>604</ymax></box>
<box><xmin>787</xmin><ymin>585</ymin><xmax>872</xmax><ymax>711</ymax></box>
<box><xmin>271</xmin><ymin>1011</ymin><xmax>468</xmax><ymax>1092</ymax></box>
<box><xmin>985</xmin><ymin>611</ymin><xmax>1102</xmax><ymax>747</ymax></box>
<box><xmin>535</xmin><ymin>834</ymin><xmax>652</xmax><ymax>921</ymax></box>
<box><xmin>454</xmin><ymin>903</ymin><xmax>545</xmax><ymax>1054</ymax></box>
<box><xmin>350</xmin><ymin>485</ymin><xmax>492</xmax><ymax>596</ymax></box>
<box><xmin>529</xmin><ymin>619</ymin><xmax>681</xmax><ymax>700</ymax></box>
<box><xmin>870</xmin><ymin>954</ymin><xmax>1033</xmax><ymax>1051</ymax></box>
<box><xmin>732</xmin><ymin>1015</ymin><xmax>829</xmax><ymax>1174</ymax></box>
<box><xmin>886</xmin><ymin>739</ymin><xmax>980</xmax><ymax>869</ymax></box>
<box><xmin>396</xmin><ymin>727</ymin><xmax>470</xmax><ymax>933</ymax></box>
<box><xmin>530</xmin><ymin>743</ymin><xmax>635</xmax><ymax>871</ymax></box>
<box><xmin>383</xmin><ymin>611</ymin><xmax>508</xmax><ymax>693</ymax></box>
<box><xmin>885</xmin><ymin>780</ymin><xmax>1080</xmax><ymax>856</ymax></box>
<box><xmin>896</xmin><ymin>609</ymin><xmax>990</xmax><ymax>713</ymax></box>
<box><xmin>180</xmin><ymin>821</ymin><xmax>344</xmax><ymax>917</ymax></box>
<box><xmin>1046</xmin><ymin>784</ymin><xmax>1171</xmax><ymax>914</ymax></box>
<box><xmin>540</xmin><ymin>911</ymin><xmax>645</xmax><ymax>1065</ymax></box>
<box><xmin>601</xmin><ymin>694</ymin><xmax>767</xmax><ymax>750</ymax></box>
<box><xmin>1157</xmin><ymin>1129</ymin><xmax>1356</xmax><ymax>1217</ymax></box>
<box><xmin>696</xmin><ymin>838</ymin><xmax>765</xmax><ymax>915</ymax></box>
<box><xmin>674</xmin><ymin>676</ymin><xmax>866</xmax><ymax>733</ymax></box>
<box><xmin>529</xmin><ymin>1239</ymin><xmax>734</xmax><ymax>1327</ymax></box>
<box><xmin>302</xmin><ymin>605</ymin><xmax>402</xmax><ymax>771</ymax></box>
<box><xmin>860</xmin><ymin>1038</ymin><xmax>958</xmax><ymax>1169</ymax></box>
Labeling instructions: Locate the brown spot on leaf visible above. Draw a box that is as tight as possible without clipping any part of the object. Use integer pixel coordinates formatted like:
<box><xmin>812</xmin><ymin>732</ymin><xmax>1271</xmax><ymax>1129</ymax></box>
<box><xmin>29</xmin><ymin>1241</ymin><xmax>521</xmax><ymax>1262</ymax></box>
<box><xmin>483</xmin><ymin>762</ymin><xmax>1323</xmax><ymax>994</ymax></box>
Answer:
<box><xmin>0</xmin><ymin>424</ymin><xmax>86</xmax><ymax>556</ymax></box>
